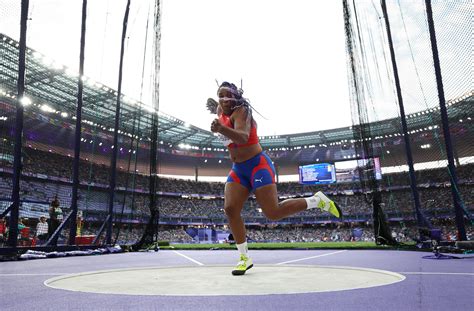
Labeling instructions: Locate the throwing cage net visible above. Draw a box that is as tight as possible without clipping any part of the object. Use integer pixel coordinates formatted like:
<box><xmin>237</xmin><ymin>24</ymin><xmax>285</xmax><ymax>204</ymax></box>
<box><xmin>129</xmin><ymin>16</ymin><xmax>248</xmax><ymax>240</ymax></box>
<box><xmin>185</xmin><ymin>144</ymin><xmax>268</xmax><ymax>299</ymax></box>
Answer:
<box><xmin>342</xmin><ymin>0</ymin><xmax>472</xmax><ymax>244</ymax></box>
<box><xmin>0</xmin><ymin>0</ymin><xmax>161</xmax><ymax>252</ymax></box>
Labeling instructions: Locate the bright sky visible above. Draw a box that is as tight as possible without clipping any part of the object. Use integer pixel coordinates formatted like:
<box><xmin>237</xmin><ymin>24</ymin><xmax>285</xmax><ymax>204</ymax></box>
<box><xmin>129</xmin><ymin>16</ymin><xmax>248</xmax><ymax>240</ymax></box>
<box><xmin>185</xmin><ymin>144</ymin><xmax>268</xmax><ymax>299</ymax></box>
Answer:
<box><xmin>0</xmin><ymin>0</ymin><xmax>352</xmax><ymax>136</ymax></box>
<box><xmin>0</xmin><ymin>1</ymin><xmax>469</xmax><ymax>137</ymax></box>
<box><xmin>158</xmin><ymin>0</ymin><xmax>351</xmax><ymax>136</ymax></box>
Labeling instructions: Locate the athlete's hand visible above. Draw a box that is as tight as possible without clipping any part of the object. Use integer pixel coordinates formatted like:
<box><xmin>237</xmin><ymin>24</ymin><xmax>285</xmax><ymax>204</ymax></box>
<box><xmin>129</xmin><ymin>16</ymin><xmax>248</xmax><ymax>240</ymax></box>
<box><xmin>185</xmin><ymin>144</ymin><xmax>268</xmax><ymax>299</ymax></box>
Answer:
<box><xmin>211</xmin><ymin>118</ymin><xmax>222</xmax><ymax>133</ymax></box>
<box><xmin>206</xmin><ymin>98</ymin><xmax>218</xmax><ymax>114</ymax></box>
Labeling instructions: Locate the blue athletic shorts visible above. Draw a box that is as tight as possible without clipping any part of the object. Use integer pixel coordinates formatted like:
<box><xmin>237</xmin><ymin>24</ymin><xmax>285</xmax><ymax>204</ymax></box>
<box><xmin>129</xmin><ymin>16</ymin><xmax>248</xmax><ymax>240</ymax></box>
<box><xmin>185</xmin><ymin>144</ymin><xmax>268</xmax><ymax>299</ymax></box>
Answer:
<box><xmin>226</xmin><ymin>152</ymin><xmax>276</xmax><ymax>192</ymax></box>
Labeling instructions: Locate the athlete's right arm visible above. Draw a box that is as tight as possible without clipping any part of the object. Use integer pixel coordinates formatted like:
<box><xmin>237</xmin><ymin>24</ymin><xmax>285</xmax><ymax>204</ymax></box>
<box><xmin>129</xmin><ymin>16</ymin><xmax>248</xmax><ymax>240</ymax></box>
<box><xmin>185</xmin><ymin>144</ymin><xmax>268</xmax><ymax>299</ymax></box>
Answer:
<box><xmin>212</xmin><ymin>107</ymin><xmax>250</xmax><ymax>144</ymax></box>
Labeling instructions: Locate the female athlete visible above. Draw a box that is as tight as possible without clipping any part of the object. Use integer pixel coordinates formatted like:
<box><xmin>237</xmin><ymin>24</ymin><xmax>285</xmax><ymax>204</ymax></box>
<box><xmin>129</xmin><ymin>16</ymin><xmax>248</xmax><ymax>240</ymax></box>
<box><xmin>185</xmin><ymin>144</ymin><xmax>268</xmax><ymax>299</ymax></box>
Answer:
<box><xmin>208</xmin><ymin>82</ymin><xmax>342</xmax><ymax>275</ymax></box>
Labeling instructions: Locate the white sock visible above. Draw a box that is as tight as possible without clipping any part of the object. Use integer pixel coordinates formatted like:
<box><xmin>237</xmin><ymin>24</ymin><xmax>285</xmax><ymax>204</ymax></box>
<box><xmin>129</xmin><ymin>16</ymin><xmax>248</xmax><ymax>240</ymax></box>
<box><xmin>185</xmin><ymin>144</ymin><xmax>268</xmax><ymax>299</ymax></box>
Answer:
<box><xmin>236</xmin><ymin>241</ymin><xmax>248</xmax><ymax>256</ymax></box>
<box><xmin>304</xmin><ymin>195</ymin><xmax>321</xmax><ymax>210</ymax></box>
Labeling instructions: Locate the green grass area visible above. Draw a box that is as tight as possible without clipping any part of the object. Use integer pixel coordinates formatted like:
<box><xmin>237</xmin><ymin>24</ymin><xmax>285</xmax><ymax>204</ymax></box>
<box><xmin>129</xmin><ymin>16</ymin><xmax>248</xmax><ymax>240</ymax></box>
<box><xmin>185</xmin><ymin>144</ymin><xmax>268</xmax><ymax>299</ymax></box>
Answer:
<box><xmin>155</xmin><ymin>241</ymin><xmax>416</xmax><ymax>250</ymax></box>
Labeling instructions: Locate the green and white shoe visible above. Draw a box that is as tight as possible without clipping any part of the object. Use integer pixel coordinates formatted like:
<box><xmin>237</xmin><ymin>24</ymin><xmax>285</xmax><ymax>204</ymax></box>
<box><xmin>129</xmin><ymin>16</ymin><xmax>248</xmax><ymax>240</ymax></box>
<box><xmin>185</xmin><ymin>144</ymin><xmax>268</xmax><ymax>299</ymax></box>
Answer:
<box><xmin>232</xmin><ymin>254</ymin><xmax>253</xmax><ymax>276</ymax></box>
<box><xmin>315</xmin><ymin>191</ymin><xmax>342</xmax><ymax>218</ymax></box>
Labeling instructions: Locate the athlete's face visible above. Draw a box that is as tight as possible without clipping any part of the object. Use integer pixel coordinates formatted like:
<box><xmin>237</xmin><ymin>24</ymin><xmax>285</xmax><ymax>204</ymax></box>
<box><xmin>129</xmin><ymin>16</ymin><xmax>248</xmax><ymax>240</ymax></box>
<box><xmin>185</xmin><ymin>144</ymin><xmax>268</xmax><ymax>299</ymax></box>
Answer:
<box><xmin>218</xmin><ymin>88</ymin><xmax>237</xmax><ymax>115</ymax></box>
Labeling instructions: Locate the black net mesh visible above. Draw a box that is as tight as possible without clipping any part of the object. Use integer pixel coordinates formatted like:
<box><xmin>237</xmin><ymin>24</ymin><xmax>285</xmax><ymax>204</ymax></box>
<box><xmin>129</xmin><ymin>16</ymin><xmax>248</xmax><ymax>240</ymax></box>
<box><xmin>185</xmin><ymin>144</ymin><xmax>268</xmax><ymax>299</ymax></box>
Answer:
<box><xmin>342</xmin><ymin>0</ymin><xmax>472</xmax><ymax>244</ymax></box>
<box><xmin>0</xmin><ymin>0</ymin><xmax>157</xmax><ymax>249</ymax></box>
<box><xmin>1</xmin><ymin>0</ymin><xmax>472</xmax><ymax>251</ymax></box>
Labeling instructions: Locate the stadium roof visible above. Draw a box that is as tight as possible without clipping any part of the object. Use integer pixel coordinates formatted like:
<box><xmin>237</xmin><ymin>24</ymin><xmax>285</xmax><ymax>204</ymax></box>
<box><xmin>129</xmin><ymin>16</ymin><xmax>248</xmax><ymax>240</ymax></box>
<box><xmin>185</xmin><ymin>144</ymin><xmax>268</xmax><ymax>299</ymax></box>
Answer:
<box><xmin>1</xmin><ymin>33</ymin><xmax>472</xmax><ymax>151</ymax></box>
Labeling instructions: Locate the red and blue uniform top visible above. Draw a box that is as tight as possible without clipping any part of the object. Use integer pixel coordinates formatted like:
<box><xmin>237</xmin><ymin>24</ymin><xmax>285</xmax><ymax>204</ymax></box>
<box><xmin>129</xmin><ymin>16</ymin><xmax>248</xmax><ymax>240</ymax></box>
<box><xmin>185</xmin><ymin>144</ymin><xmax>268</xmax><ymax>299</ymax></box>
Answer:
<box><xmin>218</xmin><ymin>113</ymin><xmax>259</xmax><ymax>148</ymax></box>
<box><xmin>219</xmin><ymin>111</ymin><xmax>275</xmax><ymax>191</ymax></box>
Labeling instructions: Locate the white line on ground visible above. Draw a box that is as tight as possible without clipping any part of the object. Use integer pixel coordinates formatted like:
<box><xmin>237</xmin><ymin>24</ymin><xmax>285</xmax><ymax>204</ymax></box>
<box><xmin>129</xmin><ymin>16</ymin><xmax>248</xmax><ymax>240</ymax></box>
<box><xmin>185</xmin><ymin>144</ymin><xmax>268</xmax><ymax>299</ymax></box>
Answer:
<box><xmin>275</xmin><ymin>250</ymin><xmax>347</xmax><ymax>265</ymax></box>
<box><xmin>0</xmin><ymin>273</ymin><xmax>67</xmax><ymax>276</ymax></box>
<box><xmin>172</xmin><ymin>250</ymin><xmax>204</xmax><ymax>266</ymax></box>
<box><xmin>400</xmin><ymin>272</ymin><xmax>474</xmax><ymax>276</ymax></box>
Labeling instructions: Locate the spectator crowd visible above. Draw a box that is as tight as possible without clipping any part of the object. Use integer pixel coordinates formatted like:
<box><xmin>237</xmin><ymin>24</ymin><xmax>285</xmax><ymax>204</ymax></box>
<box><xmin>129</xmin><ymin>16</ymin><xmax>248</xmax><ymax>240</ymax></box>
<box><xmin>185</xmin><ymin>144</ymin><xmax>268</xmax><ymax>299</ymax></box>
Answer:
<box><xmin>0</xmin><ymin>148</ymin><xmax>472</xmax><ymax>245</ymax></box>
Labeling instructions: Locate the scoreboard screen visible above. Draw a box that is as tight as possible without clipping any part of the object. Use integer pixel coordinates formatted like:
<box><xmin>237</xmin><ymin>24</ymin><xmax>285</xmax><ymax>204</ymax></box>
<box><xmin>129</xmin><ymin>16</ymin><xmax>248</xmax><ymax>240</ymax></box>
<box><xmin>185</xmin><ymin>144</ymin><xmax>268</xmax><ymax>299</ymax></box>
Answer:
<box><xmin>298</xmin><ymin>163</ymin><xmax>336</xmax><ymax>185</ymax></box>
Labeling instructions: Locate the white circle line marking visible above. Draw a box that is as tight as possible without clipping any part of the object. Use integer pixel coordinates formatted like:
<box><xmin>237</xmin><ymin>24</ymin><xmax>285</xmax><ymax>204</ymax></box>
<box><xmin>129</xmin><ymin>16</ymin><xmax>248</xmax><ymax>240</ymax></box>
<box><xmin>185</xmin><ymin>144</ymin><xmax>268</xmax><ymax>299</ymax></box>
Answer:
<box><xmin>43</xmin><ymin>265</ymin><xmax>406</xmax><ymax>296</ymax></box>
<box><xmin>275</xmin><ymin>250</ymin><xmax>347</xmax><ymax>265</ymax></box>
<box><xmin>172</xmin><ymin>250</ymin><xmax>204</xmax><ymax>266</ymax></box>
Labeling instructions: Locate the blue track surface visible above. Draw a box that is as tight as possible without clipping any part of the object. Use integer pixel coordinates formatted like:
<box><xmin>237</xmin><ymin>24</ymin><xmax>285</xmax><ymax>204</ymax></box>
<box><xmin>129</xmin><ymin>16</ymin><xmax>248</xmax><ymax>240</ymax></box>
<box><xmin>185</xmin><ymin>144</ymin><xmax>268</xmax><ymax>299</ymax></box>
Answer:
<box><xmin>1</xmin><ymin>249</ymin><xmax>473</xmax><ymax>311</ymax></box>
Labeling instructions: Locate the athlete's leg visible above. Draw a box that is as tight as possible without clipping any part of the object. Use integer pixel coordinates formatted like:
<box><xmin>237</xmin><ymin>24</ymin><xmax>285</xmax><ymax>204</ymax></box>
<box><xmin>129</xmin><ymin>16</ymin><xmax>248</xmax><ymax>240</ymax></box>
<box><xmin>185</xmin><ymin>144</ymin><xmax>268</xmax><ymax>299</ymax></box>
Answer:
<box><xmin>255</xmin><ymin>185</ymin><xmax>342</xmax><ymax>221</ymax></box>
<box><xmin>224</xmin><ymin>182</ymin><xmax>250</xmax><ymax>244</ymax></box>
<box><xmin>251</xmin><ymin>152</ymin><xmax>308</xmax><ymax>220</ymax></box>
<box><xmin>255</xmin><ymin>184</ymin><xmax>307</xmax><ymax>221</ymax></box>
<box><xmin>225</xmin><ymin>182</ymin><xmax>254</xmax><ymax>275</ymax></box>
<box><xmin>250</xmin><ymin>153</ymin><xmax>305</xmax><ymax>220</ymax></box>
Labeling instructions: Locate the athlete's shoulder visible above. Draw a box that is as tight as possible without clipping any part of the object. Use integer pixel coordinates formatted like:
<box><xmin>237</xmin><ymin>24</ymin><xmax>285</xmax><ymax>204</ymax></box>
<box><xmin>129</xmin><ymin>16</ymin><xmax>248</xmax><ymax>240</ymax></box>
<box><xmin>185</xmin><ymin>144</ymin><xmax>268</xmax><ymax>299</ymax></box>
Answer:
<box><xmin>231</xmin><ymin>105</ymin><xmax>250</xmax><ymax>120</ymax></box>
